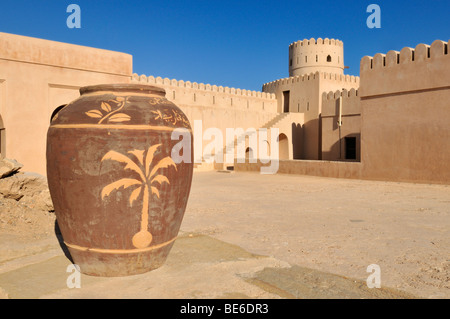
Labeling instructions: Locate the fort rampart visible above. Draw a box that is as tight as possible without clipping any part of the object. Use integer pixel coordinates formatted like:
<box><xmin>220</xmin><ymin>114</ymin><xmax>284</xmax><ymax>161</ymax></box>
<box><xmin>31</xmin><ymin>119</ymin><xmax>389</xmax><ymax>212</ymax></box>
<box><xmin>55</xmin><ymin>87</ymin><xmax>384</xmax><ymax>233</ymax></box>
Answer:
<box><xmin>360</xmin><ymin>40</ymin><xmax>450</xmax><ymax>184</ymax></box>
<box><xmin>321</xmin><ymin>89</ymin><xmax>361</xmax><ymax>162</ymax></box>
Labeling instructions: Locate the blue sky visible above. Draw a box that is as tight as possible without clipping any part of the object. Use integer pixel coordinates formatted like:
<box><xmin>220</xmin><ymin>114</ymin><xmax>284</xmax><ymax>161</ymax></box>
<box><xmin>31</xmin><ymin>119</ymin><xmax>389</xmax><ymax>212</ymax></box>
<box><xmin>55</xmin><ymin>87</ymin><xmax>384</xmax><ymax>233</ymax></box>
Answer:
<box><xmin>0</xmin><ymin>0</ymin><xmax>449</xmax><ymax>91</ymax></box>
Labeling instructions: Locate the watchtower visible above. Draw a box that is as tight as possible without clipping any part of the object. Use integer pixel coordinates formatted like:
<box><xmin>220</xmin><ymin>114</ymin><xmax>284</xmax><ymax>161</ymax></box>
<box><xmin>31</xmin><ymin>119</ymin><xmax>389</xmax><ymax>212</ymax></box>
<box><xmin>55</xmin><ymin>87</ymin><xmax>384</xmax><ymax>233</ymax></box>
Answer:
<box><xmin>289</xmin><ymin>38</ymin><xmax>344</xmax><ymax>77</ymax></box>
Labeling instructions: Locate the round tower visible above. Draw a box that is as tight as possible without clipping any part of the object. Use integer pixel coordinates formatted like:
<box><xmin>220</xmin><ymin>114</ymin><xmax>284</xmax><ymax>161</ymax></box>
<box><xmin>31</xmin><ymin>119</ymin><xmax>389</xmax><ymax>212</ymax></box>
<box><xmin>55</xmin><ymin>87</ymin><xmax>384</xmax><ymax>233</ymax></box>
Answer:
<box><xmin>289</xmin><ymin>38</ymin><xmax>344</xmax><ymax>77</ymax></box>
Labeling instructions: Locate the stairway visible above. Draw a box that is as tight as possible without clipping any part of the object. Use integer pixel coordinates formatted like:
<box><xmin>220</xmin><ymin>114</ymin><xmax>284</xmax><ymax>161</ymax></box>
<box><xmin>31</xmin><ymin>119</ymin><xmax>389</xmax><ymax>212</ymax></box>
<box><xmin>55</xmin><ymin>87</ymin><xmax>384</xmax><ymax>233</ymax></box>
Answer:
<box><xmin>260</xmin><ymin>113</ymin><xmax>290</xmax><ymax>129</ymax></box>
<box><xmin>193</xmin><ymin>112</ymin><xmax>302</xmax><ymax>172</ymax></box>
<box><xmin>216</xmin><ymin>113</ymin><xmax>290</xmax><ymax>169</ymax></box>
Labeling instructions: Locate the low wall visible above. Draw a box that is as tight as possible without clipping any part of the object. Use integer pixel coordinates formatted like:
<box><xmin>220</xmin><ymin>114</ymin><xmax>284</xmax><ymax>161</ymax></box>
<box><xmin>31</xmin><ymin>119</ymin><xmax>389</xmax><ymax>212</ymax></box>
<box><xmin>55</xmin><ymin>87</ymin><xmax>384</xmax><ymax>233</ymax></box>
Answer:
<box><xmin>234</xmin><ymin>159</ymin><xmax>363</xmax><ymax>180</ymax></box>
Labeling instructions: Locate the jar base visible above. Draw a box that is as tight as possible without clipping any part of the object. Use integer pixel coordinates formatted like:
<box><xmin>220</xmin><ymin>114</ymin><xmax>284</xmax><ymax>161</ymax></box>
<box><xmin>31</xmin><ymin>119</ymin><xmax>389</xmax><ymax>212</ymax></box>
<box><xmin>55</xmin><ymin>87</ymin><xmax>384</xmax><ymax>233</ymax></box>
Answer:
<box><xmin>66</xmin><ymin>242</ymin><xmax>175</xmax><ymax>277</ymax></box>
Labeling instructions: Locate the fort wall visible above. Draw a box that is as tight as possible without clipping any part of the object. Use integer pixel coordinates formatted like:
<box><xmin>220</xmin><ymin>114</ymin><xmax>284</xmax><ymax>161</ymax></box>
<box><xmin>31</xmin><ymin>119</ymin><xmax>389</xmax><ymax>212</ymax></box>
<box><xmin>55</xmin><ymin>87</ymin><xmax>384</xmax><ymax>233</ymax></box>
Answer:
<box><xmin>1</xmin><ymin>31</ymin><xmax>448</xmax><ymax>184</ymax></box>
<box><xmin>360</xmin><ymin>40</ymin><xmax>450</xmax><ymax>184</ymax></box>
<box><xmin>262</xmin><ymin>71</ymin><xmax>359</xmax><ymax>160</ymax></box>
<box><xmin>132</xmin><ymin>73</ymin><xmax>276</xmax><ymax>111</ymax></box>
<box><xmin>0</xmin><ymin>32</ymin><xmax>133</xmax><ymax>174</ymax></box>
<box><xmin>132</xmin><ymin>74</ymin><xmax>282</xmax><ymax>166</ymax></box>
<box><xmin>321</xmin><ymin>89</ymin><xmax>361</xmax><ymax>161</ymax></box>
<box><xmin>262</xmin><ymin>71</ymin><xmax>359</xmax><ymax>117</ymax></box>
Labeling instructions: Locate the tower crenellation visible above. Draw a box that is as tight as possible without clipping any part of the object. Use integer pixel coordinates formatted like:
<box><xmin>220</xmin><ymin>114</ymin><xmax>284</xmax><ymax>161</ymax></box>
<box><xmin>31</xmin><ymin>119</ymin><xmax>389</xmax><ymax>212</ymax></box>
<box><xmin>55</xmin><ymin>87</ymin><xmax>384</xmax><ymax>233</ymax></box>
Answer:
<box><xmin>289</xmin><ymin>37</ymin><xmax>345</xmax><ymax>77</ymax></box>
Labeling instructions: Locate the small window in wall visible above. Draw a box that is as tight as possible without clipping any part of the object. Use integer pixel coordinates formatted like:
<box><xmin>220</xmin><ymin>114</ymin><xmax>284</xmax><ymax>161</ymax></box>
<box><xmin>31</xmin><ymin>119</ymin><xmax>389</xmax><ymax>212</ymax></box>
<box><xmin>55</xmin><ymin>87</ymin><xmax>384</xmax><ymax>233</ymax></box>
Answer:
<box><xmin>345</xmin><ymin>137</ymin><xmax>357</xmax><ymax>160</ymax></box>
<box><xmin>316</xmin><ymin>55</ymin><xmax>318</xmax><ymax>62</ymax></box>
<box><xmin>283</xmin><ymin>91</ymin><xmax>290</xmax><ymax>113</ymax></box>
<box><xmin>305</xmin><ymin>56</ymin><xmax>308</xmax><ymax>63</ymax></box>
<box><xmin>289</xmin><ymin>59</ymin><xmax>293</xmax><ymax>67</ymax></box>
<box><xmin>327</xmin><ymin>55</ymin><xmax>332</xmax><ymax>62</ymax></box>
<box><xmin>193</xmin><ymin>93</ymin><xmax>196</xmax><ymax>102</ymax></box>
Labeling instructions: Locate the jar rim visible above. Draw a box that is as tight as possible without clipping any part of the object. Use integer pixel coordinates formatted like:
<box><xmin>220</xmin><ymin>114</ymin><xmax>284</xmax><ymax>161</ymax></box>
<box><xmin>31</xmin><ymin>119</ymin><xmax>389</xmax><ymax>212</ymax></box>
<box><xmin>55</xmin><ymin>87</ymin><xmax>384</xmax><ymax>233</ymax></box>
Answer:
<box><xmin>80</xmin><ymin>84</ymin><xmax>166</xmax><ymax>96</ymax></box>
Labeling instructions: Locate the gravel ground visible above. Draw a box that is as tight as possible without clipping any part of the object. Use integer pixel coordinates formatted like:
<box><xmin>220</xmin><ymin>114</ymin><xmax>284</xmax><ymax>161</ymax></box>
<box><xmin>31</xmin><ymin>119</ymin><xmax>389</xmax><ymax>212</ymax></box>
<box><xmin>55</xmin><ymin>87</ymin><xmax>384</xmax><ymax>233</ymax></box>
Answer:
<box><xmin>0</xmin><ymin>171</ymin><xmax>448</xmax><ymax>299</ymax></box>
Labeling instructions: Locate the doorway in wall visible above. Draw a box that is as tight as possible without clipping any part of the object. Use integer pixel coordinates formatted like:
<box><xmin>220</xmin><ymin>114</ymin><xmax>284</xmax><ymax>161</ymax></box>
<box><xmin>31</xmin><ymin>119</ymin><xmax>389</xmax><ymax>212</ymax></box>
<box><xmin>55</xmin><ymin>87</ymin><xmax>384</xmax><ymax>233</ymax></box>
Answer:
<box><xmin>345</xmin><ymin>136</ymin><xmax>357</xmax><ymax>160</ymax></box>
<box><xmin>283</xmin><ymin>91</ymin><xmax>290</xmax><ymax>113</ymax></box>
<box><xmin>278</xmin><ymin>133</ymin><xmax>289</xmax><ymax>160</ymax></box>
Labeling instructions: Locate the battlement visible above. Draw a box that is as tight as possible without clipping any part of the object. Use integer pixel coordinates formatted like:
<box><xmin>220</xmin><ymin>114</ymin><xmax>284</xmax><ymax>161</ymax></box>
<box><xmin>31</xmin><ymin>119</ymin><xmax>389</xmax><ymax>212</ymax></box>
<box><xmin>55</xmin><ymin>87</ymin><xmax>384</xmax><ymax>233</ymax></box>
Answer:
<box><xmin>131</xmin><ymin>73</ymin><xmax>278</xmax><ymax>113</ymax></box>
<box><xmin>263</xmin><ymin>72</ymin><xmax>319</xmax><ymax>91</ymax></box>
<box><xmin>262</xmin><ymin>71</ymin><xmax>359</xmax><ymax>92</ymax></box>
<box><xmin>322</xmin><ymin>88</ymin><xmax>359</xmax><ymax>101</ymax></box>
<box><xmin>359</xmin><ymin>39</ymin><xmax>450</xmax><ymax>98</ymax></box>
<box><xmin>361</xmin><ymin>40</ymin><xmax>449</xmax><ymax>71</ymax></box>
<box><xmin>289</xmin><ymin>38</ymin><xmax>344</xmax><ymax>48</ymax></box>
<box><xmin>322</xmin><ymin>89</ymin><xmax>360</xmax><ymax>117</ymax></box>
<box><xmin>132</xmin><ymin>73</ymin><xmax>276</xmax><ymax>99</ymax></box>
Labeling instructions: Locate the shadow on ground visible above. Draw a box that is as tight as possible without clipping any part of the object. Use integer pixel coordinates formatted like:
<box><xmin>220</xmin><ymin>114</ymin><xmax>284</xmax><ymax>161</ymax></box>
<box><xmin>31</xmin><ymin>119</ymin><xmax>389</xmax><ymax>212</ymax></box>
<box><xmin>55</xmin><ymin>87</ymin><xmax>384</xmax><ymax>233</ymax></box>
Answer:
<box><xmin>0</xmin><ymin>233</ymin><xmax>417</xmax><ymax>299</ymax></box>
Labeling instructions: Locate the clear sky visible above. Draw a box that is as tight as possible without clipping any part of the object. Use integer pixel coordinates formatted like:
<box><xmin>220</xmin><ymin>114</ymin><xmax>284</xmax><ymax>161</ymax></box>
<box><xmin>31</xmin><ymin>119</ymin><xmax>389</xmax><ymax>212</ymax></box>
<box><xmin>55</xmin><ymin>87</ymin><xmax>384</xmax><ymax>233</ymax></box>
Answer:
<box><xmin>0</xmin><ymin>0</ymin><xmax>449</xmax><ymax>91</ymax></box>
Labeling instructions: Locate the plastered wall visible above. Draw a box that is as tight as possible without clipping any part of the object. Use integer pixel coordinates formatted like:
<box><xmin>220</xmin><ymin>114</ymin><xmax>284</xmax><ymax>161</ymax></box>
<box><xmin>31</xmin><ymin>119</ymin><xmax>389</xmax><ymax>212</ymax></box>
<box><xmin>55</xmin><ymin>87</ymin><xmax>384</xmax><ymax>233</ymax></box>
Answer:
<box><xmin>360</xmin><ymin>40</ymin><xmax>450</xmax><ymax>184</ymax></box>
<box><xmin>321</xmin><ymin>89</ymin><xmax>360</xmax><ymax>161</ymax></box>
<box><xmin>0</xmin><ymin>32</ymin><xmax>132</xmax><ymax>174</ymax></box>
<box><xmin>131</xmin><ymin>74</ymin><xmax>286</xmax><ymax>166</ymax></box>
<box><xmin>262</xmin><ymin>71</ymin><xmax>359</xmax><ymax>160</ymax></box>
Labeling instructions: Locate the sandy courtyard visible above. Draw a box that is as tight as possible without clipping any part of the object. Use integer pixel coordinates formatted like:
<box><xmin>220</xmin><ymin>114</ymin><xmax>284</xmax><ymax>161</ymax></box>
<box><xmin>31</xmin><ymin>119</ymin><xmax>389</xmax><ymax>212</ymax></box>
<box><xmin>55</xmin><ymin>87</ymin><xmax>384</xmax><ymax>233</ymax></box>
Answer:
<box><xmin>182</xmin><ymin>171</ymin><xmax>449</xmax><ymax>298</ymax></box>
<box><xmin>0</xmin><ymin>171</ymin><xmax>448</xmax><ymax>299</ymax></box>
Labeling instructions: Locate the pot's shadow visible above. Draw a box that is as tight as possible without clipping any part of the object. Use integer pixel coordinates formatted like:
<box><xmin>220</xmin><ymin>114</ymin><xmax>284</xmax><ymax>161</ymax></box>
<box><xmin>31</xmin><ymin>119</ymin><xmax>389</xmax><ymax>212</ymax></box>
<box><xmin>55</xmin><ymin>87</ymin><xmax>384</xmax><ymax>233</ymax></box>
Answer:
<box><xmin>54</xmin><ymin>219</ymin><xmax>74</xmax><ymax>263</ymax></box>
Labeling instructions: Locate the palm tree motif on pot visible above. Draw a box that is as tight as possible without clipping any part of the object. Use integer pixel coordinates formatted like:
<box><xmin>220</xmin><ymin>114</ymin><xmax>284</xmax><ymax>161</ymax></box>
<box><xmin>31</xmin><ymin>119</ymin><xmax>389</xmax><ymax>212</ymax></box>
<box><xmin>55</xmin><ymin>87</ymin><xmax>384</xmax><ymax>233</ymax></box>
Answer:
<box><xmin>100</xmin><ymin>144</ymin><xmax>177</xmax><ymax>249</ymax></box>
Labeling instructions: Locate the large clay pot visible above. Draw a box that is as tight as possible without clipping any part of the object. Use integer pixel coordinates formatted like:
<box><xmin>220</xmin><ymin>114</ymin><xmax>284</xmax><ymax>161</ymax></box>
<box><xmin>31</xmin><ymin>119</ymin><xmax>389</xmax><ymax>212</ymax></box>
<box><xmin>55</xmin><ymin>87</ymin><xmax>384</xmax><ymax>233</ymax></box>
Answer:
<box><xmin>46</xmin><ymin>84</ymin><xmax>193</xmax><ymax>277</ymax></box>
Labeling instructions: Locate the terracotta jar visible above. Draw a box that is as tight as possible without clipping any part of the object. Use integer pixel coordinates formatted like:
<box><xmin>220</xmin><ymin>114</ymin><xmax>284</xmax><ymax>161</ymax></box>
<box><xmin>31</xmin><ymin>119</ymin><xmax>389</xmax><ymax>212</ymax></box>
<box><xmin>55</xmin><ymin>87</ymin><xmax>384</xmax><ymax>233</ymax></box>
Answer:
<box><xmin>46</xmin><ymin>84</ymin><xmax>193</xmax><ymax>277</ymax></box>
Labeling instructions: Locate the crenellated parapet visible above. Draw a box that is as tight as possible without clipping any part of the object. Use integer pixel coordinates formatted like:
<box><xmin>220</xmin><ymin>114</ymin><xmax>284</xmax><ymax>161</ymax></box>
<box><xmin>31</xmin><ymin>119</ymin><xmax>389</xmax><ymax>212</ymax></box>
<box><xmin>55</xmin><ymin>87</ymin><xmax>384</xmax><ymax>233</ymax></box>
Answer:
<box><xmin>359</xmin><ymin>39</ymin><xmax>450</xmax><ymax>184</ymax></box>
<box><xmin>361</xmin><ymin>40</ymin><xmax>449</xmax><ymax>71</ymax></box>
<box><xmin>132</xmin><ymin>73</ymin><xmax>276</xmax><ymax>99</ymax></box>
<box><xmin>289</xmin><ymin>38</ymin><xmax>344</xmax><ymax>48</ymax></box>
<box><xmin>131</xmin><ymin>74</ymin><xmax>277</xmax><ymax>113</ymax></box>
<box><xmin>262</xmin><ymin>71</ymin><xmax>359</xmax><ymax>93</ymax></box>
<box><xmin>321</xmin><ymin>89</ymin><xmax>360</xmax><ymax>117</ymax></box>
<box><xmin>360</xmin><ymin>40</ymin><xmax>450</xmax><ymax>98</ymax></box>
<box><xmin>322</xmin><ymin>88</ymin><xmax>359</xmax><ymax>100</ymax></box>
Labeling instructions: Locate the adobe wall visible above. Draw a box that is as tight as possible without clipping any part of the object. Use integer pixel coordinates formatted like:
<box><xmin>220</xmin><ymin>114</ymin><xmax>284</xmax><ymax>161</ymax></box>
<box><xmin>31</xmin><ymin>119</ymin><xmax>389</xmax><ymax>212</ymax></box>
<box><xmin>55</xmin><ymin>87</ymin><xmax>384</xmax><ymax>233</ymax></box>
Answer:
<box><xmin>321</xmin><ymin>89</ymin><xmax>361</xmax><ymax>161</ymax></box>
<box><xmin>131</xmin><ymin>74</ymin><xmax>285</xmax><ymax>165</ymax></box>
<box><xmin>359</xmin><ymin>40</ymin><xmax>450</xmax><ymax>184</ymax></box>
<box><xmin>0</xmin><ymin>32</ymin><xmax>133</xmax><ymax>174</ymax></box>
<box><xmin>262</xmin><ymin>72</ymin><xmax>359</xmax><ymax>160</ymax></box>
